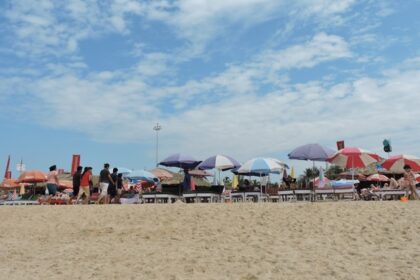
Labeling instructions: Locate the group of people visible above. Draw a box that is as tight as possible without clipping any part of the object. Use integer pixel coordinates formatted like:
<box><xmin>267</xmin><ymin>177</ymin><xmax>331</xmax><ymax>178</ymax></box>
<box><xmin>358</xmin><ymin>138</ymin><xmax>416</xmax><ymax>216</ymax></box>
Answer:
<box><xmin>46</xmin><ymin>163</ymin><xmax>125</xmax><ymax>204</ymax></box>
<box><xmin>72</xmin><ymin>163</ymin><xmax>124</xmax><ymax>204</ymax></box>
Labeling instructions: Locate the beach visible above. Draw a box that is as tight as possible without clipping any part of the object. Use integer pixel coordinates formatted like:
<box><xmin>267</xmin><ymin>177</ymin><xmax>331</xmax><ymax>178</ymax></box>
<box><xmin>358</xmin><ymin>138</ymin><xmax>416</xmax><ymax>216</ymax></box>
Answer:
<box><xmin>0</xmin><ymin>202</ymin><xmax>419</xmax><ymax>280</ymax></box>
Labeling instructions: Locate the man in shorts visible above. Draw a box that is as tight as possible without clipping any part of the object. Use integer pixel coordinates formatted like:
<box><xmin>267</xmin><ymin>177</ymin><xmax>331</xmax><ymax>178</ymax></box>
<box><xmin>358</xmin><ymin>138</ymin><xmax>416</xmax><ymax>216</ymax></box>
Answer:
<box><xmin>98</xmin><ymin>163</ymin><xmax>114</xmax><ymax>204</ymax></box>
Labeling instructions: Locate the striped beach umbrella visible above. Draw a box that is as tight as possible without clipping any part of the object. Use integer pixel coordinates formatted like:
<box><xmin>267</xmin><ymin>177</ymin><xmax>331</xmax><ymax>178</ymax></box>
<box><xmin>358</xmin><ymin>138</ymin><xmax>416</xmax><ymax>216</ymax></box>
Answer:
<box><xmin>328</xmin><ymin>147</ymin><xmax>381</xmax><ymax>169</ymax></box>
<box><xmin>382</xmin><ymin>155</ymin><xmax>420</xmax><ymax>173</ymax></box>
<box><xmin>237</xmin><ymin>158</ymin><xmax>284</xmax><ymax>174</ymax></box>
<box><xmin>366</xmin><ymin>174</ymin><xmax>390</xmax><ymax>182</ymax></box>
<box><xmin>197</xmin><ymin>155</ymin><xmax>241</xmax><ymax>171</ymax></box>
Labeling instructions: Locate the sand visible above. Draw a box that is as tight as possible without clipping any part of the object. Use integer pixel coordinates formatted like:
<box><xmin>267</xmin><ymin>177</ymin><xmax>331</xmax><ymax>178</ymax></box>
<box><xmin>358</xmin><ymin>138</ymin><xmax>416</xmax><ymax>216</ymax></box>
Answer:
<box><xmin>0</xmin><ymin>201</ymin><xmax>419</xmax><ymax>280</ymax></box>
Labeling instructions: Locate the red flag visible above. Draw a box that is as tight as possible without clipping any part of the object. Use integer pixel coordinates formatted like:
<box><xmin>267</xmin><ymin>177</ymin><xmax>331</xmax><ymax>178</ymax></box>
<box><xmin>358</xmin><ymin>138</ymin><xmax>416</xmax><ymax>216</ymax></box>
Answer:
<box><xmin>4</xmin><ymin>155</ymin><xmax>10</xmax><ymax>179</ymax></box>
<box><xmin>71</xmin><ymin>155</ymin><xmax>80</xmax><ymax>175</ymax></box>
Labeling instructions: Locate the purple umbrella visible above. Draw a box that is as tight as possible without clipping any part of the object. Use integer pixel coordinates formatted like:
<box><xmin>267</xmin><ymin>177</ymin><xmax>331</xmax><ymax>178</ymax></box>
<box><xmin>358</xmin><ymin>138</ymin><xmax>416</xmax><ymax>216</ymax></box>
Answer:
<box><xmin>197</xmin><ymin>155</ymin><xmax>241</xmax><ymax>171</ymax></box>
<box><xmin>288</xmin><ymin>143</ymin><xmax>335</xmax><ymax>161</ymax></box>
<box><xmin>159</xmin><ymin>153</ymin><xmax>201</xmax><ymax>169</ymax></box>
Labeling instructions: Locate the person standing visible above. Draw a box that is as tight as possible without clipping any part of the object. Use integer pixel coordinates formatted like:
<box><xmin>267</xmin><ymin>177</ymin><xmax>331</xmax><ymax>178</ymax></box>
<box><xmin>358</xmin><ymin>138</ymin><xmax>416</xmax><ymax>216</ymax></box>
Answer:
<box><xmin>403</xmin><ymin>165</ymin><xmax>419</xmax><ymax>200</ymax></box>
<box><xmin>116</xmin><ymin>173</ymin><xmax>124</xmax><ymax>203</ymax></box>
<box><xmin>107</xmin><ymin>168</ymin><xmax>118</xmax><ymax>203</ymax></box>
<box><xmin>77</xmin><ymin>167</ymin><xmax>92</xmax><ymax>204</ymax></box>
<box><xmin>98</xmin><ymin>163</ymin><xmax>114</xmax><ymax>204</ymax></box>
<box><xmin>72</xmin><ymin>166</ymin><xmax>83</xmax><ymax>197</ymax></box>
<box><xmin>47</xmin><ymin>165</ymin><xmax>60</xmax><ymax>196</ymax></box>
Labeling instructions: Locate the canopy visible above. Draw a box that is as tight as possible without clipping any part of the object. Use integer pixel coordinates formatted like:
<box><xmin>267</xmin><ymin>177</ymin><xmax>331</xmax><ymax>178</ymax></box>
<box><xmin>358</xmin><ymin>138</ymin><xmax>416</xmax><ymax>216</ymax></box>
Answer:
<box><xmin>382</xmin><ymin>155</ymin><xmax>420</xmax><ymax>173</ymax></box>
<box><xmin>328</xmin><ymin>147</ymin><xmax>381</xmax><ymax>169</ymax></box>
<box><xmin>237</xmin><ymin>158</ymin><xmax>284</xmax><ymax>175</ymax></box>
<box><xmin>197</xmin><ymin>155</ymin><xmax>240</xmax><ymax>171</ymax></box>
<box><xmin>159</xmin><ymin>153</ymin><xmax>201</xmax><ymax>169</ymax></box>
<box><xmin>366</xmin><ymin>174</ymin><xmax>389</xmax><ymax>182</ymax></box>
<box><xmin>126</xmin><ymin>170</ymin><xmax>157</xmax><ymax>182</ymax></box>
<box><xmin>18</xmin><ymin>170</ymin><xmax>47</xmax><ymax>183</ymax></box>
<box><xmin>288</xmin><ymin>143</ymin><xmax>335</xmax><ymax>161</ymax></box>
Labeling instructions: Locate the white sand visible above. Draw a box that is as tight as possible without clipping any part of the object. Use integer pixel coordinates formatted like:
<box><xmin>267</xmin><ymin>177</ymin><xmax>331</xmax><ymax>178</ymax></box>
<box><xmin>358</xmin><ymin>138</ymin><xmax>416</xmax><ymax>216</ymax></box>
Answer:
<box><xmin>0</xmin><ymin>202</ymin><xmax>419</xmax><ymax>280</ymax></box>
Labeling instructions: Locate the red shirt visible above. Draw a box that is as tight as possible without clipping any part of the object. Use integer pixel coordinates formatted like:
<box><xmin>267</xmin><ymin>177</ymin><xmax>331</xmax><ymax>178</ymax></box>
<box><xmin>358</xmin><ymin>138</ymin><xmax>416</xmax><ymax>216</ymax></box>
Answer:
<box><xmin>80</xmin><ymin>172</ymin><xmax>91</xmax><ymax>187</ymax></box>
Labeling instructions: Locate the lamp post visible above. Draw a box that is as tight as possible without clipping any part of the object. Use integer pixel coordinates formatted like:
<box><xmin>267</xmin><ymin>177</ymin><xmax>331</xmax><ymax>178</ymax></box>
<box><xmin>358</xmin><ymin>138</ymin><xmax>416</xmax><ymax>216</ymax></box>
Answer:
<box><xmin>153</xmin><ymin>123</ymin><xmax>162</xmax><ymax>167</ymax></box>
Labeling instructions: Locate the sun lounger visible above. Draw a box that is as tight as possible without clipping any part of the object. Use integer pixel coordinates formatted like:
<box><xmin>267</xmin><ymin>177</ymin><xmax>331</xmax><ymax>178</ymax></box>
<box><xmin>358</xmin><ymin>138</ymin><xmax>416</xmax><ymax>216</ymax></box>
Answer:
<box><xmin>314</xmin><ymin>188</ymin><xmax>334</xmax><ymax>201</ymax></box>
<box><xmin>230</xmin><ymin>192</ymin><xmax>245</xmax><ymax>202</ymax></box>
<box><xmin>0</xmin><ymin>200</ymin><xmax>39</xmax><ymax>206</ymax></box>
<box><xmin>120</xmin><ymin>194</ymin><xmax>140</xmax><ymax>204</ymax></box>
<box><xmin>294</xmin><ymin>189</ymin><xmax>312</xmax><ymax>201</ymax></box>
<box><xmin>182</xmin><ymin>192</ymin><xmax>220</xmax><ymax>203</ymax></box>
<box><xmin>334</xmin><ymin>187</ymin><xmax>355</xmax><ymax>200</ymax></box>
<box><xmin>373</xmin><ymin>189</ymin><xmax>407</xmax><ymax>200</ymax></box>
<box><xmin>278</xmin><ymin>190</ymin><xmax>295</xmax><ymax>202</ymax></box>
<box><xmin>142</xmin><ymin>193</ymin><xmax>179</xmax><ymax>203</ymax></box>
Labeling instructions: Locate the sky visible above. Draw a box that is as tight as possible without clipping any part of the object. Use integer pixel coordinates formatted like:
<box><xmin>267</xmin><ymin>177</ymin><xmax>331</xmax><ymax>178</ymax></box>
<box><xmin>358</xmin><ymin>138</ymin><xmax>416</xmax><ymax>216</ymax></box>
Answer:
<box><xmin>1</xmin><ymin>0</ymin><xmax>420</xmax><ymax>176</ymax></box>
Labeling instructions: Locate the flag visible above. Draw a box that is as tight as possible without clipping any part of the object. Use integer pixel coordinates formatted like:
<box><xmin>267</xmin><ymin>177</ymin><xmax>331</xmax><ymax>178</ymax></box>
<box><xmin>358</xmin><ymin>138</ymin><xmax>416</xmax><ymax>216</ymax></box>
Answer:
<box><xmin>4</xmin><ymin>155</ymin><xmax>10</xmax><ymax>179</ymax></box>
<box><xmin>291</xmin><ymin>167</ymin><xmax>296</xmax><ymax>179</ymax></box>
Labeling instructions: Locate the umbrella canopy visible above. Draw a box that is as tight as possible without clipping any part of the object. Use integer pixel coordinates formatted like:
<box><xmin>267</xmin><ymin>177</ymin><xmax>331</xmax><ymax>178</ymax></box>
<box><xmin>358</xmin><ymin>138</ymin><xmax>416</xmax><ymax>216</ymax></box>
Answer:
<box><xmin>237</xmin><ymin>158</ymin><xmax>284</xmax><ymax>174</ymax></box>
<box><xmin>18</xmin><ymin>170</ymin><xmax>47</xmax><ymax>183</ymax></box>
<box><xmin>338</xmin><ymin>172</ymin><xmax>366</xmax><ymax>180</ymax></box>
<box><xmin>58</xmin><ymin>180</ymin><xmax>73</xmax><ymax>189</ymax></box>
<box><xmin>288</xmin><ymin>143</ymin><xmax>336</xmax><ymax>161</ymax></box>
<box><xmin>328</xmin><ymin>147</ymin><xmax>381</xmax><ymax>169</ymax></box>
<box><xmin>382</xmin><ymin>155</ymin><xmax>420</xmax><ymax>173</ymax></box>
<box><xmin>197</xmin><ymin>155</ymin><xmax>241</xmax><ymax>171</ymax></box>
<box><xmin>126</xmin><ymin>170</ymin><xmax>157</xmax><ymax>182</ymax></box>
<box><xmin>188</xmin><ymin>169</ymin><xmax>213</xmax><ymax>177</ymax></box>
<box><xmin>159</xmin><ymin>153</ymin><xmax>201</xmax><ymax>169</ymax></box>
<box><xmin>231</xmin><ymin>167</ymin><xmax>269</xmax><ymax>177</ymax></box>
<box><xmin>314</xmin><ymin>176</ymin><xmax>331</xmax><ymax>188</ymax></box>
<box><xmin>0</xmin><ymin>179</ymin><xmax>20</xmax><ymax>189</ymax></box>
<box><xmin>415</xmin><ymin>174</ymin><xmax>420</xmax><ymax>183</ymax></box>
<box><xmin>149</xmin><ymin>168</ymin><xmax>174</xmax><ymax>180</ymax></box>
<box><xmin>116</xmin><ymin>167</ymin><xmax>133</xmax><ymax>174</ymax></box>
<box><xmin>366</xmin><ymin>174</ymin><xmax>389</xmax><ymax>182</ymax></box>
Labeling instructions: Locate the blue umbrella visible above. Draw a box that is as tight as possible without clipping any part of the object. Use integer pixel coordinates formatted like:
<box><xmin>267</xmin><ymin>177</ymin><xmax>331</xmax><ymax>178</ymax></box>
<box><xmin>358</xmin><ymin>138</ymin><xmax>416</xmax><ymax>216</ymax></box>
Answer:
<box><xmin>159</xmin><ymin>153</ymin><xmax>201</xmax><ymax>169</ymax></box>
<box><xmin>116</xmin><ymin>167</ymin><xmax>132</xmax><ymax>174</ymax></box>
<box><xmin>288</xmin><ymin>143</ymin><xmax>335</xmax><ymax>161</ymax></box>
<box><xmin>126</xmin><ymin>170</ymin><xmax>157</xmax><ymax>182</ymax></box>
<box><xmin>237</xmin><ymin>158</ymin><xmax>285</xmax><ymax>174</ymax></box>
<box><xmin>197</xmin><ymin>154</ymin><xmax>241</xmax><ymax>171</ymax></box>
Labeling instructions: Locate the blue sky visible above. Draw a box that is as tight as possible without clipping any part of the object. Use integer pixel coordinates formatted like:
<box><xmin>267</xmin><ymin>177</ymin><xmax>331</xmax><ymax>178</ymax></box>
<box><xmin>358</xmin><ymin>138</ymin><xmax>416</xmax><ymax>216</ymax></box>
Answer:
<box><xmin>1</xmin><ymin>0</ymin><xmax>420</xmax><ymax>176</ymax></box>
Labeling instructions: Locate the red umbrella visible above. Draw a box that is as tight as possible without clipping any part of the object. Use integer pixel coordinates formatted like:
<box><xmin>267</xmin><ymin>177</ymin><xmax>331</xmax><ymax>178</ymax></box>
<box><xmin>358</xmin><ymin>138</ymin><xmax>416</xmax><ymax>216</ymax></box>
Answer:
<box><xmin>415</xmin><ymin>174</ymin><xmax>420</xmax><ymax>183</ymax></box>
<box><xmin>18</xmin><ymin>170</ymin><xmax>47</xmax><ymax>183</ymax></box>
<box><xmin>382</xmin><ymin>155</ymin><xmax>420</xmax><ymax>173</ymax></box>
<box><xmin>366</xmin><ymin>174</ymin><xmax>389</xmax><ymax>182</ymax></box>
<box><xmin>328</xmin><ymin>147</ymin><xmax>381</xmax><ymax>169</ymax></box>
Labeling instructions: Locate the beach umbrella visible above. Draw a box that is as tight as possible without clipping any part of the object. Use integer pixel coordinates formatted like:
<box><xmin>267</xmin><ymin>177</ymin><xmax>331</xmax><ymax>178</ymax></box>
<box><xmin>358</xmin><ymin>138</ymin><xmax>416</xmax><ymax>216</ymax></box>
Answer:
<box><xmin>288</xmin><ymin>143</ymin><xmax>335</xmax><ymax>161</ymax></box>
<box><xmin>414</xmin><ymin>174</ymin><xmax>420</xmax><ymax>183</ymax></box>
<box><xmin>237</xmin><ymin>158</ymin><xmax>284</xmax><ymax>174</ymax></box>
<box><xmin>159</xmin><ymin>153</ymin><xmax>201</xmax><ymax>169</ymax></box>
<box><xmin>17</xmin><ymin>170</ymin><xmax>47</xmax><ymax>183</ymax></box>
<box><xmin>366</xmin><ymin>174</ymin><xmax>389</xmax><ymax>182</ymax></box>
<box><xmin>149</xmin><ymin>168</ymin><xmax>174</xmax><ymax>180</ymax></box>
<box><xmin>338</xmin><ymin>172</ymin><xmax>366</xmax><ymax>180</ymax></box>
<box><xmin>328</xmin><ymin>147</ymin><xmax>381</xmax><ymax>169</ymax></box>
<box><xmin>126</xmin><ymin>170</ymin><xmax>157</xmax><ymax>182</ymax></box>
<box><xmin>197</xmin><ymin>155</ymin><xmax>241</xmax><ymax>171</ymax></box>
<box><xmin>188</xmin><ymin>169</ymin><xmax>213</xmax><ymax>177</ymax></box>
<box><xmin>314</xmin><ymin>176</ymin><xmax>330</xmax><ymax>188</ymax></box>
<box><xmin>237</xmin><ymin>158</ymin><xmax>285</xmax><ymax>196</ymax></box>
<box><xmin>0</xmin><ymin>179</ymin><xmax>20</xmax><ymax>189</ymax></box>
<box><xmin>58</xmin><ymin>180</ymin><xmax>73</xmax><ymax>190</ymax></box>
<box><xmin>382</xmin><ymin>155</ymin><xmax>420</xmax><ymax>173</ymax></box>
<box><xmin>116</xmin><ymin>167</ymin><xmax>133</xmax><ymax>175</ymax></box>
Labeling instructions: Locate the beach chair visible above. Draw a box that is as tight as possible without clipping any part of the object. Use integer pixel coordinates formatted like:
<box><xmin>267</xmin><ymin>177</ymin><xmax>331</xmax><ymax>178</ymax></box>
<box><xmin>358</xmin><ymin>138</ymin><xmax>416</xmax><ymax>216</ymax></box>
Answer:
<box><xmin>278</xmin><ymin>190</ymin><xmax>295</xmax><ymax>202</ymax></box>
<box><xmin>334</xmin><ymin>187</ymin><xmax>355</xmax><ymax>200</ymax></box>
<box><xmin>314</xmin><ymin>188</ymin><xmax>334</xmax><ymax>201</ymax></box>
<box><xmin>267</xmin><ymin>186</ymin><xmax>280</xmax><ymax>202</ymax></box>
<box><xmin>294</xmin><ymin>189</ymin><xmax>312</xmax><ymax>201</ymax></box>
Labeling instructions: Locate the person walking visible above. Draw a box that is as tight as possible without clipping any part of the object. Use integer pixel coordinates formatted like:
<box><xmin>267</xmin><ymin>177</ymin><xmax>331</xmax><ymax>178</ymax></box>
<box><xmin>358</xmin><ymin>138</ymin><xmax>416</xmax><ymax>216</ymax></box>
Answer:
<box><xmin>98</xmin><ymin>163</ymin><xmax>114</xmax><ymax>204</ymax></box>
<box><xmin>46</xmin><ymin>165</ymin><xmax>60</xmax><ymax>196</ymax></box>
<box><xmin>107</xmin><ymin>168</ymin><xmax>118</xmax><ymax>203</ymax></box>
<box><xmin>72</xmin><ymin>166</ymin><xmax>83</xmax><ymax>197</ymax></box>
<box><xmin>76</xmin><ymin>167</ymin><xmax>92</xmax><ymax>204</ymax></box>
<box><xmin>403</xmin><ymin>165</ymin><xmax>419</xmax><ymax>200</ymax></box>
<box><xmin>116</xmin><ymin>173</ymin><xmax>124</xmax><ymax>203</ymax></box>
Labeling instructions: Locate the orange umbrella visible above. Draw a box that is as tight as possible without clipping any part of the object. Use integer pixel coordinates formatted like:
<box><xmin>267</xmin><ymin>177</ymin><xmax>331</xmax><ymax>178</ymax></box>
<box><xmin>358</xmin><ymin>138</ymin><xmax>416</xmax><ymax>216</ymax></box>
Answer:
<box><xmin>0</xmin><ymin>179</ymin><xmax>20</xmax><ymax>189</ymax></box>
<box><xmin>18</xmin><ymin>170</ymin><xmax>47</xmax><ymax>183</ymax></box>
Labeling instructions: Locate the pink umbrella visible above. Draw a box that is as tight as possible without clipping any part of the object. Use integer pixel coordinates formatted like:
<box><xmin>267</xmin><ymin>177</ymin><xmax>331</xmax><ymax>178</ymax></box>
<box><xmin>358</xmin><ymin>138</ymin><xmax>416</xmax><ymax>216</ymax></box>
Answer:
<box><xmin>382</xmin><ymin>155</ymin><xmax>420</xmax><ymax>173</ymax></box>
<box><xmin>366</xmin><ymin>174</ymin><xmax>389</xmax><ymax>182</ymax></box>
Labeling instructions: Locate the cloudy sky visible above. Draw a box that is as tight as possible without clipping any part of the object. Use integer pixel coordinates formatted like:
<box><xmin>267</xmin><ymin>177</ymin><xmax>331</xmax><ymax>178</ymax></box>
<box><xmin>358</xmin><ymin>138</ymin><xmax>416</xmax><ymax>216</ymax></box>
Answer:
<box><xmin>1</xmin><ymin>0</ymin><xmax>419</xmax><ymax>174</ymax></box>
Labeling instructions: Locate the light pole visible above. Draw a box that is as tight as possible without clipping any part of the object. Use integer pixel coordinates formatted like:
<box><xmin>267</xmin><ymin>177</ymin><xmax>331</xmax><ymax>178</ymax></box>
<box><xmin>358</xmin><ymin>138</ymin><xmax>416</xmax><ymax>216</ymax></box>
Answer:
<box><xmin>153</xmin><ymin>122</ymin><xmax>162</xmax><ymax>167</ymax></box>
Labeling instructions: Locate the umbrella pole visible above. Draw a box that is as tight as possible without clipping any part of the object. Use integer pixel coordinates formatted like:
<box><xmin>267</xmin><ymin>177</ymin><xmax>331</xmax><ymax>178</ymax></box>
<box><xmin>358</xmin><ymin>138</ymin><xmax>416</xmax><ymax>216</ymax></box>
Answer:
<box><xmin>312</xmin><ymin>161</ymin><xmax>316</xmax><ymax>202</ymax></box>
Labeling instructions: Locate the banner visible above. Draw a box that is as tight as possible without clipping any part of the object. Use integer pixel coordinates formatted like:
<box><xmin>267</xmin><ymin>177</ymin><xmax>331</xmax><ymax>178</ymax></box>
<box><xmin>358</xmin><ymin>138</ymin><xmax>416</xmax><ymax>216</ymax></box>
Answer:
<box><xmin>71</xmin><ymin>154</ymin><xmax>80</xmax><ymax>175</ymax></box>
